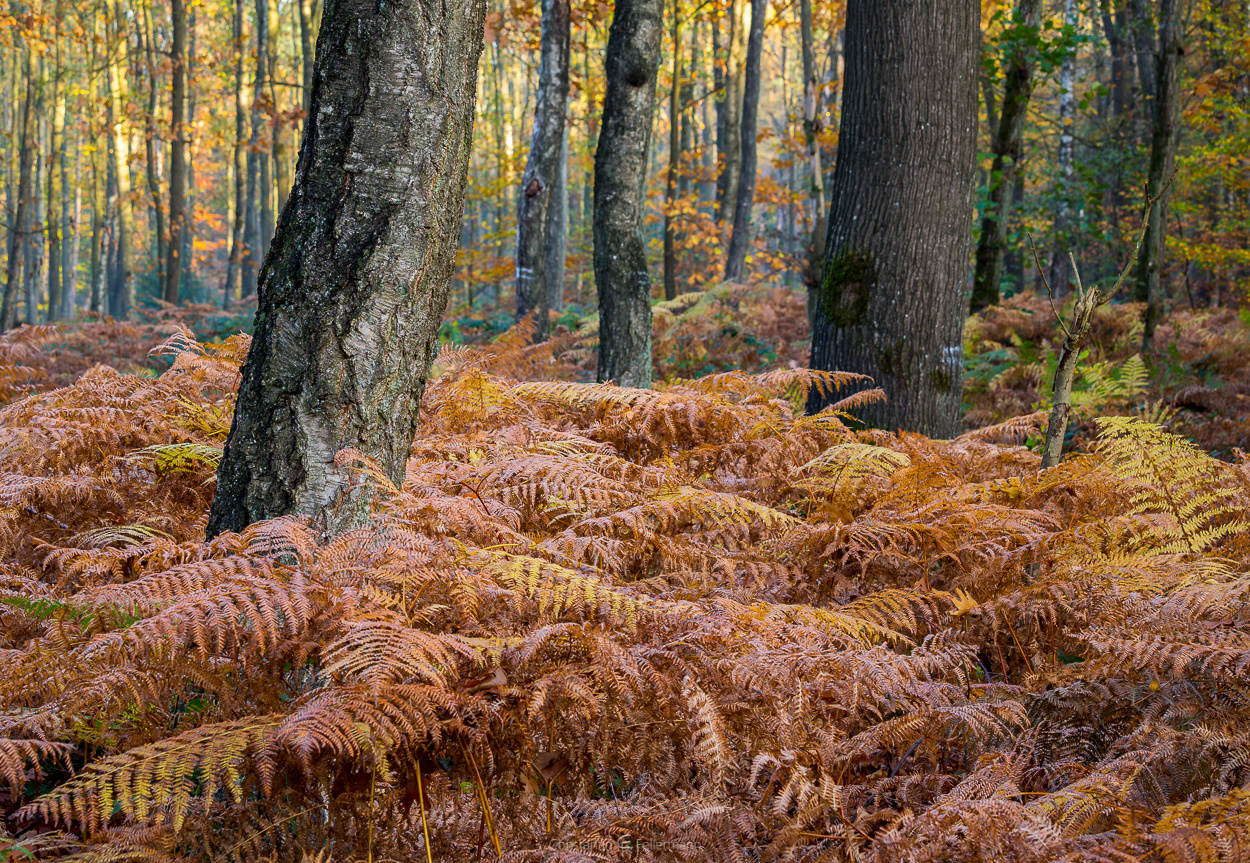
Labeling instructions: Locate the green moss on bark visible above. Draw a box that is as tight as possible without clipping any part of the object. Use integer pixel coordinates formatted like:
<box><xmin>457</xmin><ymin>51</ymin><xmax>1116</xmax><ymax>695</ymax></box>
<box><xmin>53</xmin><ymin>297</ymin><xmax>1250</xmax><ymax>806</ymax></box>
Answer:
<box><xmin>821</xmin><ymin>250</ymin><xmax>876</xmax><ymax>327</ymax></box>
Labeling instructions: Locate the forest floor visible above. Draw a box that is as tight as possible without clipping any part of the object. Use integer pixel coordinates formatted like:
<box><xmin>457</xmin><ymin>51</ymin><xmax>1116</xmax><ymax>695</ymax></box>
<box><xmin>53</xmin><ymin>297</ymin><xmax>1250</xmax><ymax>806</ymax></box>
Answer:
<box><xmin>2</xmin><ymin>286</ymin><xmax>1250</xmax><ymax>861</ymax></box>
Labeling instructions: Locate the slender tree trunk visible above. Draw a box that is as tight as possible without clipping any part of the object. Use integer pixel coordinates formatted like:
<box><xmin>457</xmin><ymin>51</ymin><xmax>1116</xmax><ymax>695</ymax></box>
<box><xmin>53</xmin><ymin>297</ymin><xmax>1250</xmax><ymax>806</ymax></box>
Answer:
<box><xmin>90</xmin><ymin>123</ymin><xmax>105</xmax><ymax>314</ymax></box>
<box><xmin>25</xmin><ymin>87</ymin><xmax>45</xmax><ymax>326</ymax></box>
<box><xmin>207</xmin><ymin>0</ymin><xmax>488</xmax><ymax>539</ymax></box>
<box><xmin>45</xmin><ymin>22</ymin><xmax>63</xmax><ymax>322</ymax></box>
<box><xmin>107</xmin><ymin>0</ymin><xmax>136</xmax><ymax>317</ymax></box>
<box><xmin>255</xmin><ymin>0</ymin><xmax>273</xmax><ymax>261</ymax></box>
<box><xmin>269</xmin><ymin>0</ymin><xmax>291</xmax><ymax>218</ymax></box>
<box><xmin>547</xmin><ymin>125</ymin><xmax>568</xmax><ymax>311</ymax></box>
<box><xmin>165</xmin><ymin>0</ymin><xmax>187</xmax><ymax>305</ymax></box>
<box><xmin>799</xmin><ymin>0</ymin><xmax>825</xmax><ymax>307</ymax></box>
<box><xmin>299</xmin><ymin>0</ymin><xmax>315</xmax><ymax>115</ymax></box>
<box><xmin>227</xmin><ymin>0</ymin><xmax>248</xmax><ymax>304</ymax></box>
<box><xmin>807</xmin><ymin>0</ymin><xmax>979</xmax><ymax>436</ymax></box>
<box><xmin>1046</xmin><ymin>0</ymin><xmax>1077</xmax><ymax>297</ymax></box>
<box><xmin>716</xmin><ymin>0</ymin><xmax>747</xmax><ymax>221</ymax></box>
<box><xmin>141</xmin><ymin>2</ymin><xmax>166</xmax><ymax>290</ymax></box>
<box><xmin>60</xmin><ymin>111</ymin><xmax>77</xmax><ymax>319</ymax></box>
<box><xmin>1</xmin><ymin>34</ymin><xmax>35</xmax><ymax>332</ymax></box>
<box><xmin>724</xmin><ymin>0</ymin><xmax>765</xmax><ymax>281</ymax></box>
<box><xmin>515</xmin><ymin>0</ymin><xmax>570</xmax><ymax>340</ymax></box>
<box><xmin>1136</xmin><ymin>0</ymin><xmax>1181</xmax><ymax>352</ymax></box>
<box><xmin>181</xmin><ymin>8</ymin><xmax>196</xmax><ymax>291</ymax></box>
<box><xmin>663</xmin><ymin>2</ymin><xmax>682</xmax><ymax>301</ymax></box>
<box><xmin>970</xmin><ymin>0</ymin><xmax>1042</xmax><ymax>313</ymax></box>
<box><xmin>594</xmin><ymin>0</ymin><xmax>663</xmax><ymax>388</ymax></box>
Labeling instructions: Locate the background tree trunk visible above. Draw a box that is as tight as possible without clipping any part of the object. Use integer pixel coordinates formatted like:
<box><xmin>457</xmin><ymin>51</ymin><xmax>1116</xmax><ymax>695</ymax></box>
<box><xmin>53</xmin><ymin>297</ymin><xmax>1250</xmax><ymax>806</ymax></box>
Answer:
<box><xmin>1047</xmin><ymin>0</ymin><xmax>1077</xmax><ymax>297</ymax></box>
<box><xmin>593</xmin><ymin>0</ymin><xmax>663</xmax><ymax>389</ymax></box>
<box><xmin>806</xmin><ymin>0</ymin><xmax>978</xmax><ymax>437</ymax></box>
<box><xmin>181</xmin><ymin>8</ymin><xmax>196</xmax><ymax>292</ymax></box>
<box><xmin>799</xmin><ymin>0</ymin><xmax>825</xmax><ymax>314</ymax></box>
<box><xmin>165</xmin><ymin>0</ymin><xmax>187</xmax><ymax>305</ymax></box>
<box><xmin>141</xmin><ymin>3</ymin><xmax>166</xmax><ymax>291</ymax></box>
<box><xmin>255</xmin><ymin>0</ymin><xmax>273</xmax><ymax>261</ymax></box>
<box><xmin>107</xmin><ymin>0</ymin><xmax>136</xmax><ymax>317</ymax></box>
<box><xmin>663</xmin><ymin>2</ymin><xmax>682</xmax><ymax>301</ymax></box>
<box><xmin>207</xmin><ymin>0</ymin><xmax>487</xmax><ymax>539</ymax></box>
<box><xmin>546</xmin><ymin>125</ymin><xmax>568</xmax><ymax>312</ymax></box>
<box><xmin>514</xmin><ymin>0</ymin><xmax>570</xmax><ymax>341</ymax></box>
<box><xmin>723</xmin><ymin>0</ymin><xmax>765</xmax><ymax>282</ymax></box>
<box><xmin>716</xmin><ymin>0</ymin><xmax>747</xmax><ymax>222</ymax></box>
<box><xmin>1136</xmin><ymin>0</ymin><xmax>1181</xmax><ymax>352</ymax></box>
<box><xmin>45</xmin><ymin>22</ymin><xmax>62</xmax><ymax>322</ymax></box>
<box><xmin>970</xmin><ymin>0</ymin><xmax>1042</xmax><ymax>313</ymax></box>
<box><xmin>1</xmin><ymin>34</ymin><xmax>35</xmax><ymax>331</ymax></box>
<box><xmin>226</xmin><ymin>0</ymin><xmax>247</xmax><ymax>304</ymax></box>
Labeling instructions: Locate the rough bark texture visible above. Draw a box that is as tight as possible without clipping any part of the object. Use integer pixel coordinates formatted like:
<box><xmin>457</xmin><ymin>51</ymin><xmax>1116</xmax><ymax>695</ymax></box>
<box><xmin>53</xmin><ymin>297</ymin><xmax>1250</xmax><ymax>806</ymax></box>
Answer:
<box><xmin>970</xmin><ymin>0</ymin><xmax>1042</xmax><ymax>314</ymax></box>
<box><xmin>165</xmin><ymin>0</ymin><xmax>187</xmax><ymax>305</ymax></box>
<box><xmin>806</xmin><ymin>0</ymin><xmax>978</xmax><ymax>438</ymax></box>
<box><xmin>1136</xmin><ymin>0</ymin><xmax>1180</xmax><ymax>353</ymax></box>
<box><xmin>593</xmin><ymin>0</ymin><xmax>663</xmax><ymax>389</ymax></box>
<box><xmin>723</xmin><ymin>0</ymin><xmax>765</xmax><ymax>282</ymax></box>
<box><xmin>206</xmin><ymin>0</ymin><xmax>487</xmax><ymax>540</ymax></box>
<box><xmin>514</xmin><ymin>0</ymin><xmax>570</xmax><ymax>341</ymax></box>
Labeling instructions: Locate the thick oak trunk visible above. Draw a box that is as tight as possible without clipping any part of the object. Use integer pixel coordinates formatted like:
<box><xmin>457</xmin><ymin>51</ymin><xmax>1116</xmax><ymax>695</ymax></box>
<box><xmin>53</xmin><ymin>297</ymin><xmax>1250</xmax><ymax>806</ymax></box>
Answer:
<box><xmin>514</xmin><ymin>0</ymin><xmax>570</xmax><ymax>341</ymax></box>
<box><xmin>593</xmin><ymin>0</ymin><xmax>663</xmax><ymax>389</ymax></box>
<box><xmin>807</xmin><ymin>0</ymin><xmax>978</xmax><ymax>438</ymax></box>
<box><xmin>206</xmin><ymin>0</ymin><xmax>486</xmax><ymax>539</ymax></box>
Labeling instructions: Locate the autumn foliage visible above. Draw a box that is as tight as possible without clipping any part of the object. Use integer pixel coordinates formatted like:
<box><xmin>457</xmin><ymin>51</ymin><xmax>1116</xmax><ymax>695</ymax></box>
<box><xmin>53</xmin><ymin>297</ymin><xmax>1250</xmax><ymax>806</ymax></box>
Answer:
<box><xmin>2</xmin><ymin>314</ymin><xmax>1250</xmax><ymax>862</ymax></box>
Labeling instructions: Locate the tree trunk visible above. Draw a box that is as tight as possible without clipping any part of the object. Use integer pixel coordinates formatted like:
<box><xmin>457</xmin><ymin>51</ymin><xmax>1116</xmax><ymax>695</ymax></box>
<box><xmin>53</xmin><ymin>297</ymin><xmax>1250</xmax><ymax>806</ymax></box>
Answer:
<box><xmin>1046</xmin><ymin>0</ymin><xmax>1077</xmax><ymax>297</ymax></box>
<box><xmin>716</xmin><ymin>0</ymin><xmax>747</xmax><ymax>222</ymax></box>
<box><xmin>181</xmin><ymin>8</ymin><xmax>197</xmax><ymax>291</ymax></box>
<box><xmin>970</xmin><ymin>0</ymin><xmax>1042</xmax><ymax>314</ymax></box>
<box><xmin>514</xmin><ymin>0</ymin><xmax>570</xmax><ymax>340</ymax></box>
<box><xmin>1136</xmin><ymin>0</ymin><xmax>1180</xmax><ymax>353</ymax></box>
<box><xmin>269</xmin><ymin>0</ymin><xmax>291</xmax><ymax>218</ymax></box>
<box><xmin>255</xmin><ymin>0</ymin><xmax>273</xmax><ymax>261</ymax></box>
<box><xmin>799</xmin><ymin>0</ymin><xmax>825</xmax><ymax>306</ymax></box>
<box><xmin>165</xmin><ymin>0</ymin><xmax>187</xmax><ymax>305</ymax></box>
<box><xmin>60</xmin><ymin>109</ymin><xmax>77</xmax><ymax>318</ymax></box>
<box><xmin>723</xmin><ymin>0</ymin><xmax>765</xmax><ymax>282</ymax></box>
<box><xmin>206</xmin><ymin>0</ymin><xmax>487</xmax><ymax>539</ymax></box>
<box><xmin>226</xmin><ymin>0</ymin><xmax>248</xmax><ymax>304</ymax></box>
<box><xmin>45</xmin><ymin>23</ymin><xmax>63</xmax><ymax>322</ymax></box>
<box><xmin>1</xmin><ymin>35</ymin><xmax>35</xmax><ymax>331</ymax></box>
<box><xmin>806</xmin><ymin>0</ymin><xmax>979</xmax><ymax>437</ymax></box>
<box><xmin>662</xmin><ymin>2</ymin><xmax>682</xmax><ymax>301</ymax></box>
<box><xmin>141</xmin><ymin>2</ymin><xmax>166</xmax><ymax>291</ymax></box>
<box><xmin>547</xmin><ymin>125</ymin><xmax>568</xmax><ymax>311</ymax></box>
<box><xmin>299</xmin><ymin>0</ymin><xmax>315</xmax><ymax>115</ymax></box>
<box><xmin>594</xmin><ymin>0</ymin><xmax>663</xmax><ymax>389</ymax></box>
<box><xmin>107</xmin><ymin>0</ymin><xmax>136</xmax><ymax>317</ymax></box>
<box><xmin>90</xmin><ymin>121</ymin><xmax>105</xmax><ymax>314</ymax></box>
